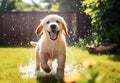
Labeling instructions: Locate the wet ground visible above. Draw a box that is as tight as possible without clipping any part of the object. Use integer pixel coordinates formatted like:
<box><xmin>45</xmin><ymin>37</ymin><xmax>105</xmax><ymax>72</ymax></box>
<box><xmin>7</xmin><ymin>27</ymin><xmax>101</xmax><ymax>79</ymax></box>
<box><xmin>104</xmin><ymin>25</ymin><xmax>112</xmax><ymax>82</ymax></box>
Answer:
<box><xmin>19</xmin><ymin>59</ymin><xmax>84</xmax><ymax>79</ymax></box>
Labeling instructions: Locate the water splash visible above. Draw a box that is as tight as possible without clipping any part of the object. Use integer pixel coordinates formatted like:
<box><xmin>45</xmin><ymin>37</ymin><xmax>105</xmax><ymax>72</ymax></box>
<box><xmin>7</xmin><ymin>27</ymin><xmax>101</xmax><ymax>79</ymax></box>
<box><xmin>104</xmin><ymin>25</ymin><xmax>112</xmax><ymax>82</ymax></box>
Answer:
<box><xmin>19</xmin><ymin>59</ymin><xmax>84</xmax><ymax>79</ymax></box>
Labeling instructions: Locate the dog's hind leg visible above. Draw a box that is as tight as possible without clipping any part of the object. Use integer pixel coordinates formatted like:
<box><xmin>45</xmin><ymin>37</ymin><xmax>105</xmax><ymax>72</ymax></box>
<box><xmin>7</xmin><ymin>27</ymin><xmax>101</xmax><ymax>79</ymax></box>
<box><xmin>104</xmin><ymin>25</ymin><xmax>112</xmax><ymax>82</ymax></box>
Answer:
<box><xmin>35</xmin><ymin>47</ymin><xmax>41</xmax><ymax>76</ymax></box>
<box><xmin>35</xmin><ymin>52</ymin><xmax>40</xmax><ymax>71</ymax></box>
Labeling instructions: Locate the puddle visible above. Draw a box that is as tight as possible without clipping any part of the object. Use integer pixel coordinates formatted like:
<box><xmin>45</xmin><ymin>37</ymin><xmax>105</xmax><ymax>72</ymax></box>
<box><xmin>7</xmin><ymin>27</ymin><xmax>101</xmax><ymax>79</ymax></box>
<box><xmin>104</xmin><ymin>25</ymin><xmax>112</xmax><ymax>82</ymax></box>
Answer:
<box><xmin>19</xmin><ymin>59</ymin><xmax>84</xmax><ymax>78</ymax></box>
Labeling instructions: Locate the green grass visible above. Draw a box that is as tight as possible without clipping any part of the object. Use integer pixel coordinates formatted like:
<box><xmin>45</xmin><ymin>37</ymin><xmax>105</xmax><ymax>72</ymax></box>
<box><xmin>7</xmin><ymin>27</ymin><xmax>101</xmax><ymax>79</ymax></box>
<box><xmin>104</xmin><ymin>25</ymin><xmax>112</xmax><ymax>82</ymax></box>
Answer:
<box><xmin>67</xmin><ymin>47</ymin><xmax>120</xmax><ymax>83</ymax></box>
<box><xmin>0</xmin><ymin>47</ymin><xmax>36</xmax><ymax>83</ymax></box>
<box><xmin>0</xmin><ymin>46</ymin><xmax>120</xmax><ymax>83</ymax></box>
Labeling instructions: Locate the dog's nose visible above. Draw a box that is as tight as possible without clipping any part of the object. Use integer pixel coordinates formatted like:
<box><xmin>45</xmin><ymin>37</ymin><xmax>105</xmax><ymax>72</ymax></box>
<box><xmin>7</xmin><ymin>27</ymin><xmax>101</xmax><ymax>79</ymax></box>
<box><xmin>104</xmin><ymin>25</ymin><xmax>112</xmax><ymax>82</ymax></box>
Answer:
<box><xmin>50</xmin><ymin>24</ymin><xmax>56</xmax><ymax>30</ymax></box>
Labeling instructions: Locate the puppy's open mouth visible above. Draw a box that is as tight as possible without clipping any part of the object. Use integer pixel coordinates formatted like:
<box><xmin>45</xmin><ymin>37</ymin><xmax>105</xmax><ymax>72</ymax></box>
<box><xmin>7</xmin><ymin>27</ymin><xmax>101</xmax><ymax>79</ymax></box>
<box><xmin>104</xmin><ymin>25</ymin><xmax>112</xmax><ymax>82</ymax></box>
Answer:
<box><xmin>48</xmin><ymin>31</ymin><xmax>59</xmax><ymax>40</ymax></box>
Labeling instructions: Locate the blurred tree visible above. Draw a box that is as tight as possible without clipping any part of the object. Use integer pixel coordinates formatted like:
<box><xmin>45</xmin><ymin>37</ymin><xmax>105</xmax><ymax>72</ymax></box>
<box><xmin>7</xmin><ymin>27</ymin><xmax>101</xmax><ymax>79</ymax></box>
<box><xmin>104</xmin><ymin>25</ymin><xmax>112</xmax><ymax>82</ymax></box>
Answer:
<box><xmin>13</xmin><ymin>1</ymin><xmax>44</xmax><ymax>11</ymax></box>
<box><xmin>58</xmin><ymin>0</ymin><xmax>82</xmax><ymax>12</ymax></box>
<box><xmin>32</xmin><ymin>0</ymin><xmax>39</xmax><ymax>7</ymax></box>
<box><xmin>81</xmin><ymin>0</ymin><xmax>120</xmax><ymax>46</ymax></box>
<box><xmin>41</xmin><ymin>0</ymin><xmax>82</xmax><ymax>11</ymax></box>
<box><xmin>0</xmin><ymin>0</ymin><xmax>46</xmax><ymax>12</ymax></box>
<box><xmin>0</xmin><ymin>0</ymin><xmax>16</xmax><ymax>11</ymax></box>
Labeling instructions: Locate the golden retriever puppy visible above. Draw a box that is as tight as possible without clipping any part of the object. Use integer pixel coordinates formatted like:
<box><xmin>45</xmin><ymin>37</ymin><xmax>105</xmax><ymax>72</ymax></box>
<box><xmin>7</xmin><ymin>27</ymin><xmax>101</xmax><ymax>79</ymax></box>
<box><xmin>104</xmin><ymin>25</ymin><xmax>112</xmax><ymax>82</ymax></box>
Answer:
<box><xmin>31</xmin><ymin>14</ymin><xmax>68</xmax><ymax>80</ymax></box>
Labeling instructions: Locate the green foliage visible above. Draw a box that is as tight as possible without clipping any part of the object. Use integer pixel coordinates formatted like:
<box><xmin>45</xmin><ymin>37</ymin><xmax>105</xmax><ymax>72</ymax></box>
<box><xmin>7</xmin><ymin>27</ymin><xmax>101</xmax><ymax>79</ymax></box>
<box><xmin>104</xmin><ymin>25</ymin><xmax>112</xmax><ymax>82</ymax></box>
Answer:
<box><xmin>77</xmin><ymin>35</ymin><xmax>102</xmax><ymax>48</ymax></box>
<box><xmin>0</xmin><ymin>0</ymin><xmax>47</xmax><ymax>12</ymax></box>
<box><xmin>0</xmin><ymin>0</ymin><xmax>16</xmax><ymax>11</ymax></box>
<box><xmin>80</xmin><ymin>0</ymin><xmax>120</xmax><ymax>47</ymax></box>
<box><xmin>13</xmin><ymin>1</ymin><xmax>44</xmax><ymax>12</ymax></box>
<box><xmin>13</xmin><ymin>1</ymin><xmax>32</xmax><ymax>11</ymax></box>
<box><xmin>42</xmin><ymin>0</ymin><xmax>82</xmax><ymax>11</ymax></box>
<box><xmin>57</xmin><ymin>0</ymin><xmax>81</xmax><ymax>11</ymax></box>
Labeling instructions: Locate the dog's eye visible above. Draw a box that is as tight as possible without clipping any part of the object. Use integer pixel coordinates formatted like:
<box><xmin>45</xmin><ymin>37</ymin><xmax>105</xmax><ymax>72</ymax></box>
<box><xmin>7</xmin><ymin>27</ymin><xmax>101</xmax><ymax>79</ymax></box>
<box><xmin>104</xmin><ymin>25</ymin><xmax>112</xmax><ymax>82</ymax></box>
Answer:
<box><xmin>46</xmin><ymin>21</ymin><xmax>50</xmax><ymax>24</ymax></box>
<box><xmin>56</xmin><ymin>20</ymin><xmax>60</xmax><ymax>23</ymax></box>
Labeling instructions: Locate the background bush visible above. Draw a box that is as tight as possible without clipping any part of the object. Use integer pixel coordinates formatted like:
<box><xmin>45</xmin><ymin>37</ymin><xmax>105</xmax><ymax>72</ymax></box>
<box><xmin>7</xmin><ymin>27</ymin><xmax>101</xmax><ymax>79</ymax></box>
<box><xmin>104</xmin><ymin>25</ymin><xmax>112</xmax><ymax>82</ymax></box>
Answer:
<box><xmin>79</xmin><ymin>0</ymin><xmax>120</xmax><ymax>47</ymax></box>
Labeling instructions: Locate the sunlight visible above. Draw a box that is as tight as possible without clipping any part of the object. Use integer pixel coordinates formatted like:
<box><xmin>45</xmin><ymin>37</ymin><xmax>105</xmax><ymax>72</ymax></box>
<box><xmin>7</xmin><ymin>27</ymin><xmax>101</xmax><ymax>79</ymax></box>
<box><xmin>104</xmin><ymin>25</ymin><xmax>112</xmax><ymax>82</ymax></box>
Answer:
<box><xmin>22</xmin><ymin>0</ymin><xmax>39</xmax><ymax>4</ymax></box>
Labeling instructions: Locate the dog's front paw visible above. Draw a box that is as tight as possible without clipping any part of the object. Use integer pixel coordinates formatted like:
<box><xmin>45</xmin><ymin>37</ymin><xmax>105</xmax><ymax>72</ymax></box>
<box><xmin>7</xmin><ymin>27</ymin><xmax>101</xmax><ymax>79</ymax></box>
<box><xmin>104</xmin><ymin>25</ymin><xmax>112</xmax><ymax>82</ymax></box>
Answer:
<box><xmin>41</xmin><ymin>64</ymin><xmax>51</xmax><ymax>73</ymax></box>
<box><xmin>44</xmin><ymin>67</ymin><xmax>51</xmax><ymax>73</ymax></box>
<box><xmin>55</xmin><ymin>72</ymin><xmax>64</xmax><ymax>80</ymax></box>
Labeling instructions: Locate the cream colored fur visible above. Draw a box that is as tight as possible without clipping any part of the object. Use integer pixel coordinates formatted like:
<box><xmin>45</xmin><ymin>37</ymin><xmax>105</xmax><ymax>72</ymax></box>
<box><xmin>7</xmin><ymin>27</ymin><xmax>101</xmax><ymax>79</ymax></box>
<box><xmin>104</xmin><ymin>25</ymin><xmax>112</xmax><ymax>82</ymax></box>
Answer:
<box><xmin>31</xmin><ymin>14</ymin><xmax>68</xmax><ymax>80</ymax></box>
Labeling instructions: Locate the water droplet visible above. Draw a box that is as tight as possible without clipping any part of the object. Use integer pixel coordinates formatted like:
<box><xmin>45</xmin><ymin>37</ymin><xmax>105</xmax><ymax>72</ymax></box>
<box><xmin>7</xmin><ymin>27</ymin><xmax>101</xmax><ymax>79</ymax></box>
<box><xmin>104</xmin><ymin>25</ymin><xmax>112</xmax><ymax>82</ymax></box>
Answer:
<box><xmin>79</xmin><ymin>12</ymin><xmax>82</xmax><ymax>14</ymax></box>
<box><xmin>4</xmin><ymin>9</ymin><xmax>6</xmax><ymax>11</ymax></box>
<box><xmin>84</xmin><ymin>35</ymin><xmax>87</xmax><ymax>37</ymax></box>
<box><xmin>83</xmin><ymin>26</ymin><xmax>86</xmax><ymax>29</ymax></box>
<box><xmin>31</xmin><ymin>17</ymin><xmax>34</xmax><ymax>20</ymax></box>
<box><xmin>20</xmin><ymin>42</ymin><xmax>23</xmax><ymax>46</ymax></box>
<box><xmin>11</xmin><ymin>15</ymin><xmax>14</xmax><ymax>17</ymax></box>
<box><xmin>10</xmin><ymin>5</ymin><xmax>13</xmax><ymax>8</ymax></box>
<box><xmin>72</xmin><ymin>20</ymin><xmax>75</xmax><ymax>23</ymax></box>
<box><xmin>25</xmin><ymin>22</ymin><xmax>27</xmax><ymax>25</ymax></box>
<box><xmin>76</xmin><ymin>4</ymin><xmax>78</xmax><ymax>7</ymax></box>
<box><xmin>47</xmin><ymin>11</ymin><xmax>50</xmax><ymax>13</ymax></box>
<box><xmin>70</xmin><ymin>31</ymin><xmax>72</xmax><ymax>33</ymax></box>
<box><xmin>8</xmin><ymin>42</ymin><xmax>10</xmax><ymax>44</ymax></box>
<box><xmin>12</xmin><ymin>38</ymin><xmax>14</xmax><ymax>40</ymax></box>
<box><xmin>87</xmin><ymin>30</ymin><xmax>90</xmax><ymax>33</ymax></box>
<box><xmin>5</xmin><ymin>6</ymin><xmax>7</xmax><ymax>8</ymax></box>
<box><xmin>14</xmin><ymin>34</ymin><xmax>16</xmax><ymax>37</ymax></box>
<box><xmin>2</xmin><ymin>15</ymin><xmax>4</xmax><ymax>18</ymax></box>
<box><xmin>21</xmin><ymin>33</ymin><xmax>23</xmax><ymax>36</ymax></box>
<box><xmin>3</xmin><ymin>34</ymin><xmax>6</xmax><ymax>36</ymax></box>
<box><xmin>11</xmin><ymin>28</ymin><xmax>14</xmax><ymax>31</ymax></box>
<box><xmin>26</xmin><ymin>37</ymin><xmax>29</xmax><ymax>40</ymax></box>
<box><xmin>11</xmin><ymin>26</ymin><xmax>13</xmax><ymax>28</ymax></box>
<box><xmin>12</xmin><ymin>19</ymin><xmax>14</xmax><ymax>21</ymax></box>
<box><xmin>72</xmin><ymin>38</ymin><xmax>75</xmax><ymax>40</ymax></box>
<box><xmin>11</xmin><ymin>26</ymin><xmax>15</xmax><ymax>31</ymax></box>
<box><xmin>20</xmin><ymin>13</ymin><xmax>23</xmax><ymax>16</ymax></box>
<box><xmin>83</xmin><ymin>21</ymin><xmax>86</xmax><ymax>23</ymax></box>
<box><xmin>27</xmin><ymin>42</ymin><xmax>30</xmax><ymax>45</ymax></box>
<box><xmin>22</xmin><ymin>17</ymin><xmax>25</xmax><ymax>20</ymax></box>
<box><xmin>88</xmin><ymin>16</ymin><xmax>91</xmax><ymax>19</ymax></box>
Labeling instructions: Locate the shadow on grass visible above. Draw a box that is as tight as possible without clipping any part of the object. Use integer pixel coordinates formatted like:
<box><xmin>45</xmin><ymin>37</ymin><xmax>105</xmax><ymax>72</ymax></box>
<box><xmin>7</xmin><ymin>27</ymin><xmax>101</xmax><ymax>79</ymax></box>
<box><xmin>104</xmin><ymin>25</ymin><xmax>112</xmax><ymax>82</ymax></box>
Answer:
<box><xmin>109</xmin><ymin>54</ymin><xmax>120</xmax><ymax>61</ymax></box>
<box><xmin>36</xmin><ymin>75</ymin><xmax>64</xmax><ymax>83</ymax></box>
<box><xmin>108</xmin><ymin>49</ymin><xmax>120</xmax><ymax>61</ymax></box>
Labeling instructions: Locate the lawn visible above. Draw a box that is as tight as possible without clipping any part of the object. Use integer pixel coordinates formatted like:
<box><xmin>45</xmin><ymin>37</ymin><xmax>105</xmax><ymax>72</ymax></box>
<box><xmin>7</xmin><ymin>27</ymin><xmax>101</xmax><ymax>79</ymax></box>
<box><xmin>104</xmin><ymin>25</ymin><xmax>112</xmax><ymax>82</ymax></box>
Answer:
<box><xmin>0</xmin><ymin>46</ymin><xmax>120</xmax><ymax>83</ymax></box>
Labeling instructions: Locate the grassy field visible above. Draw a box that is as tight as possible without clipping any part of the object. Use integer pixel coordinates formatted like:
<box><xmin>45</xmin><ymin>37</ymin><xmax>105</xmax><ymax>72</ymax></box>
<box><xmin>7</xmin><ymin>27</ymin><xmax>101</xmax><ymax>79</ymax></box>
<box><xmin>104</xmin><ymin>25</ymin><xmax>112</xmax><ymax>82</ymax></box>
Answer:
<box><xmin>0</xmin><ymin>46</ymin><xmax>120</xmax><ymax>83</ymax></box>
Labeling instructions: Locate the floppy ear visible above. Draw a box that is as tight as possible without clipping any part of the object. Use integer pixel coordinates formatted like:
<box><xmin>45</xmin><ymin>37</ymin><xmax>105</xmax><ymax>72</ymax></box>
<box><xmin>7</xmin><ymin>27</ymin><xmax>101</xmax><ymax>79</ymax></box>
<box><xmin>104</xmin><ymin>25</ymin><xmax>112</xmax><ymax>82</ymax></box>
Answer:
<box><xmin>62</xmin><ymin>19</ymin><xmax>68</xmax><ymax>35</ymax></box>
<box><xmin>35</xmin><ymin>21</ymin><xmax>43</xmax><ymax>35</ymax></box>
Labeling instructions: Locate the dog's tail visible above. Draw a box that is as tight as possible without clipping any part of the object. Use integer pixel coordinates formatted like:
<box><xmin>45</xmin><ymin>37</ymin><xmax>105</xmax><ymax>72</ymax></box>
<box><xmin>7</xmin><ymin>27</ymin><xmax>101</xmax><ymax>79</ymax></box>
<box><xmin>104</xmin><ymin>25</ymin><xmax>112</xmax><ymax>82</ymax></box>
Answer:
<box><xmin>30</xmin><ymin>41</ymin><xmax>37</xmax><ymax>47</ymax></box>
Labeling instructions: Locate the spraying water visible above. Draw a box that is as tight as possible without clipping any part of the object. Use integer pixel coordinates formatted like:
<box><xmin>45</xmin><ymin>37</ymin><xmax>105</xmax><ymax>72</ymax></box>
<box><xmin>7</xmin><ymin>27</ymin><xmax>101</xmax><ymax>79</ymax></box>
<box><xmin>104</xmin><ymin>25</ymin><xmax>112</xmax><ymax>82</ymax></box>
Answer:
<box><xmin>19</xmin><ymin>59</ymin><xmax>84</xmax><ymax>79</ymax></box>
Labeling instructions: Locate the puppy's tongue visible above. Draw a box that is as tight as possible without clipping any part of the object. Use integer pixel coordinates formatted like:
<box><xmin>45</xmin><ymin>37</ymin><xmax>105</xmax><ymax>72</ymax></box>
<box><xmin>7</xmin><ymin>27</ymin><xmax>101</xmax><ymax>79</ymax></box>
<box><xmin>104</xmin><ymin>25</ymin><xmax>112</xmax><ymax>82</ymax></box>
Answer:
<box><xmin>50</xmin><ymin>32</ymin><xmax>57</xmax><ymax>40</ymax></box>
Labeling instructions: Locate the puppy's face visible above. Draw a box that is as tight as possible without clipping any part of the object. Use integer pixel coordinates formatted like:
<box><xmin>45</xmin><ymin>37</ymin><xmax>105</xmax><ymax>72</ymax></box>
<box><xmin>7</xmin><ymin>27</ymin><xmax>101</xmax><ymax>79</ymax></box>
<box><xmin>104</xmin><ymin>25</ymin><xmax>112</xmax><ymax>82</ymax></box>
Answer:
<box><xmin>36</xmin><ymin>14</ymin><xmax>68</xmax><ymax>41</ymax></box>
<box><xmin>43</xmin><ymin>15</ymin><xmax>63</xmax><ymax>40</ymax></box>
